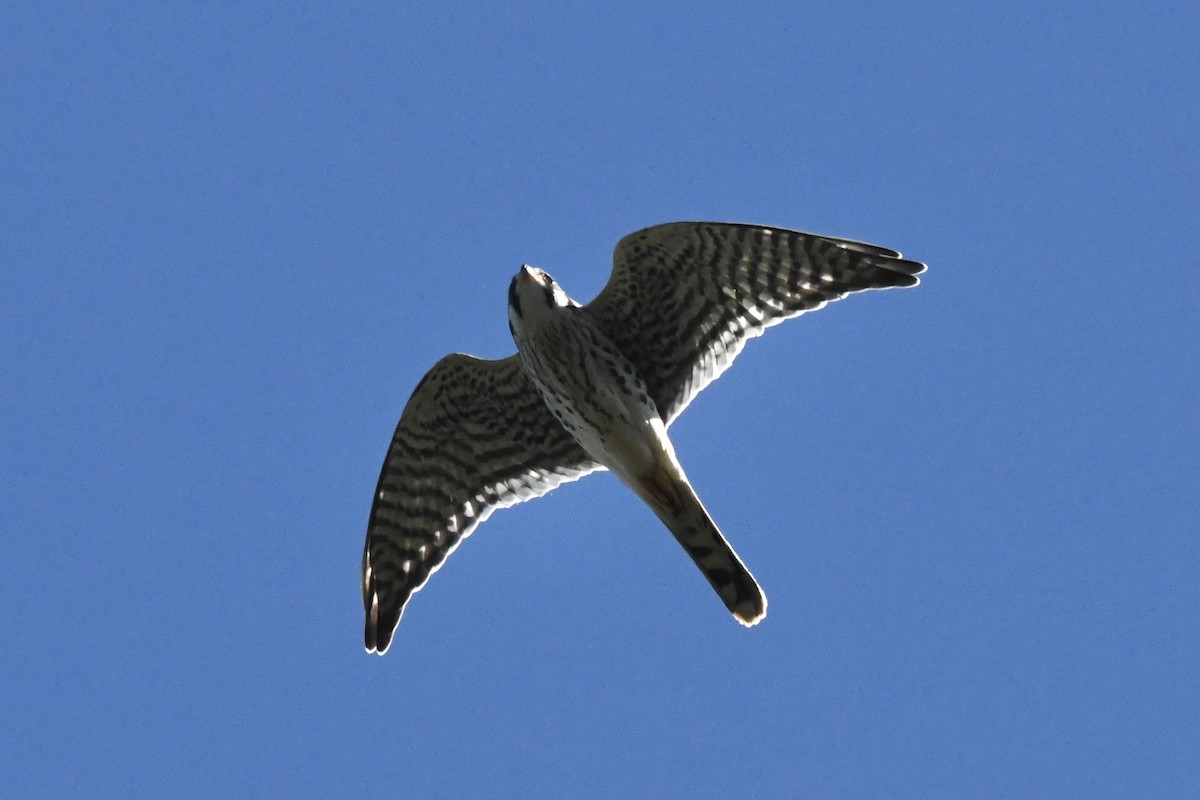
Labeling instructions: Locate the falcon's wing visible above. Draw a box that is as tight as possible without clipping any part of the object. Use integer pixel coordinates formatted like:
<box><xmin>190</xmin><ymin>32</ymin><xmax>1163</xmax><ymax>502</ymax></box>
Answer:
<box><xmin>585</xmin><ymin>222</ymin><xmax>926</xmax><ymax>424</ymax></box>
<box><xmin>363</xmin><ymin>353</ymin><xmax>600</xmax><ymax>654</ymax></box>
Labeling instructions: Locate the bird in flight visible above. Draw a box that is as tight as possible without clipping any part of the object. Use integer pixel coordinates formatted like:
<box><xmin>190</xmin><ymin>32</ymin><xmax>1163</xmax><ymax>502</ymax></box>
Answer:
<box><xmin>362</xmin><ymin>221</ymin><xmax>925</xmax><ymax>654</ymax></box>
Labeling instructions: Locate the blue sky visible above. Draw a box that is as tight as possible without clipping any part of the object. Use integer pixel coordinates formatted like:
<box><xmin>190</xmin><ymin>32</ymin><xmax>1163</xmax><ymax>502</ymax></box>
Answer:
<box><xmin>2</xmin><ymin>2</ymin><xmax>1197</xmax><ymax>797</ymax></box>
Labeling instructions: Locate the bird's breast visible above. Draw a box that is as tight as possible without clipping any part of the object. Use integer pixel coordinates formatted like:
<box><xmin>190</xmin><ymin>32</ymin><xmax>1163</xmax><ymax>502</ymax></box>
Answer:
<box><xmin>517</xmin><ymin>314</ymin><xmax>665</xmax><ymax>477</ymax></box>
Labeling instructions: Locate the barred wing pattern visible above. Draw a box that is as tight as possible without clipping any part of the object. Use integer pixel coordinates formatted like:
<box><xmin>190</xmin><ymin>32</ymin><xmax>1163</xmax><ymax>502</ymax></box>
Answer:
<box><xmin>585</xmin><ymin>222</ymin><xmax>926</xmax><ymax>424</ymax></box>
<box><xmin>363</xmin><ymin>353</ymin><xmax>600</xmax><ymax>654</ymax></box>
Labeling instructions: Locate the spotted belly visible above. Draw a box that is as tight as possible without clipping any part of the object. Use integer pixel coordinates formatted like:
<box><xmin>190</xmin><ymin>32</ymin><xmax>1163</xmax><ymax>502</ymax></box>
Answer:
<box><xmin>519</xmin><ymin>314</ymin><xmax>664</xmax><ymax>477</ymax></box>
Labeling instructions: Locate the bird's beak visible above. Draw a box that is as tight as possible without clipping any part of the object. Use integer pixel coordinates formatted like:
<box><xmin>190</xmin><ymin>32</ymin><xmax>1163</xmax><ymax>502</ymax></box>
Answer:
<box><xmin>517</xmin><ymin>265</ymin><xmax>536</xmax><ymax>284</ymax></box>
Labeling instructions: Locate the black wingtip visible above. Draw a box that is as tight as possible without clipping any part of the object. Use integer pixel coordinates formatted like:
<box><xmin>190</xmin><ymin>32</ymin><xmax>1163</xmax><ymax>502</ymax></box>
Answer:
<box><xmin>828</xmin><ymin>236</ymin><xmax>927</xmax><ymax>286</ymax></box>
<box><xmin>362</xmin><ymin>559</ymin><xmax>401</xmax><ymax>655</ymax></box>
<box><xmin>364</xmin><ymin>596</ymin><xmax>400</xmax><ymax>655</ymax></box>
<box><xmin>889</xmin><ymin>261</ymin><xmax>926</xmax><ymax>288</ymax></box>
<box><xmin>866</xmin><ymin>254</ymin><xmax>927</xmax><ymax>290</ymax></box>
<box><xmin>891</xmin><ymin>256</ymin><xmax>928</xmax><ymax>283</ymax></box>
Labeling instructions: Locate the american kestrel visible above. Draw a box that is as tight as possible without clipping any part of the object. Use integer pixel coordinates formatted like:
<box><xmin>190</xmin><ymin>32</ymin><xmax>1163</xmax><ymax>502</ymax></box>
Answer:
<box><xmin>363</xmin><ymin>222</ymin><xmax>925</xmax><ymax>653</ymax></box>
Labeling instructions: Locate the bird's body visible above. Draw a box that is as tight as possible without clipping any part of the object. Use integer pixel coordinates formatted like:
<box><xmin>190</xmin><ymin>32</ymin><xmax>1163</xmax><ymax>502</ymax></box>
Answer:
<box><xmin>508</xmin><ymin>266</ymin><xmax>767</xmax><ymax>625</ymax></box>
<box><xmin>363</xmin><ymin>222</ymin><xmax>925</xmax><ymax>654</ymax></box>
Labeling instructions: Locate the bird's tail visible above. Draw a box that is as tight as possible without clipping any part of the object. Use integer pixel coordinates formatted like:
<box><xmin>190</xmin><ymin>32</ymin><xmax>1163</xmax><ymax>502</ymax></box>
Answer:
<box><xmin>635</xmin><ymin>467</ymin><xmax>767</xmax><ymax>626</ymax></box>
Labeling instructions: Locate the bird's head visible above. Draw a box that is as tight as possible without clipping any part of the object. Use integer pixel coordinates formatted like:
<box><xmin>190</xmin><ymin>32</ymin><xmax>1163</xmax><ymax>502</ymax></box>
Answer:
<box><xmin>508</xmin><ymin>265</ymin><xmax>573</xmax><ymax>340</ymax></box>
